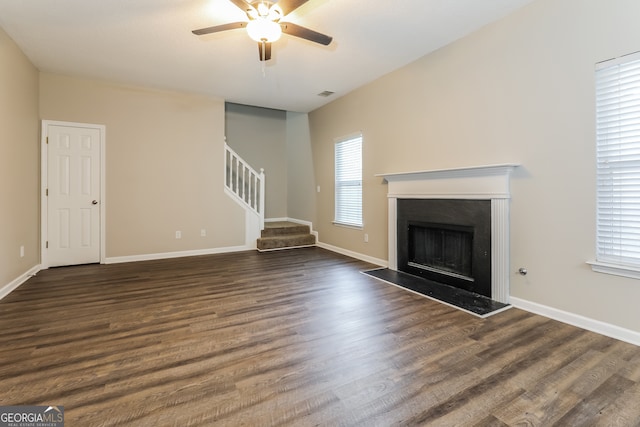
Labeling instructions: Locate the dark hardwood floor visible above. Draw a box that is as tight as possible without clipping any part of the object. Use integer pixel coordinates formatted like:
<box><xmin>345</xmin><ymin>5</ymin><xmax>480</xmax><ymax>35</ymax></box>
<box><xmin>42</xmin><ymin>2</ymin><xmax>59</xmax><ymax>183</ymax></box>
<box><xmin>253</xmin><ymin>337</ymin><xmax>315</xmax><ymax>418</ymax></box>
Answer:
<box><xmin>1</xmin><ymin>247</ymin><xmax>639</xmax><ymax>426</ymax></box>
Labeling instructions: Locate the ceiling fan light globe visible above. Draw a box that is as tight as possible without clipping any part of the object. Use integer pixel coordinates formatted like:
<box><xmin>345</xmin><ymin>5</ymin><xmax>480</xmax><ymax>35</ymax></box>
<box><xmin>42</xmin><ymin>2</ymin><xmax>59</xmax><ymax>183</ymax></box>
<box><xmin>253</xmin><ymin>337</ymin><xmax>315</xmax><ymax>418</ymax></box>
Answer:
<box><xmin>247</xmin><ymin>19</ymin><xmax>282</xmax><ymax>42</ymax></box>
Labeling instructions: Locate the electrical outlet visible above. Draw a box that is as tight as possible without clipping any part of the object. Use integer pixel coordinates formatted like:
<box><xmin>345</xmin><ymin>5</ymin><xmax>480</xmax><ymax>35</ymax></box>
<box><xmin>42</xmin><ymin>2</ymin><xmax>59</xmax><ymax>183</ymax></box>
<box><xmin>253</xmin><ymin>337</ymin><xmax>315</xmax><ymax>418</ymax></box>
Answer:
<box><xmin>364</xmin><ymin>233</ymin><xmax>369</xmax><ymax>243</ymax></box>
<box><xmin>175</xmin><ymin>231</ymin><xmax>182</xmax><ymax>239</ymax></box>
<box><xmin>200</xmin><ymin>229</ymin><xmax>207</xmax><ymax>237</ymax></box>
<box><xmin>20</xmin><ymin>245</ymin><xmax>24</xmax><ymax>257</ymax></box>
<box><xmin>317</xmin><ymin>185</ymin><xmax>321</xmax><ymax>193</ymax></box>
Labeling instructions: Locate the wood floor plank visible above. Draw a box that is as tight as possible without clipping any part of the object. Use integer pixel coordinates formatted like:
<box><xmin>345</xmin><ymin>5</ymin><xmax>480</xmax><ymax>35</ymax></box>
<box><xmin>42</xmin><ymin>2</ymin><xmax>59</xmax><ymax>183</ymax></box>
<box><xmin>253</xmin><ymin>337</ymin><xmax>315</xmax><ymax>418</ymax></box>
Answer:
<box><xmin>555</xmin><ymin>373</ymin><xmax>636</xmax><ymax>425</ymax></box>
<box><xmin>1</xmin><ymin>247</ymin><xmax>639</xmax><ymax>426</ymax></box>
<box><xmin>592</xmin><ymin>381</ymin><xmax>640</xmax><ymax>427</ymax></box>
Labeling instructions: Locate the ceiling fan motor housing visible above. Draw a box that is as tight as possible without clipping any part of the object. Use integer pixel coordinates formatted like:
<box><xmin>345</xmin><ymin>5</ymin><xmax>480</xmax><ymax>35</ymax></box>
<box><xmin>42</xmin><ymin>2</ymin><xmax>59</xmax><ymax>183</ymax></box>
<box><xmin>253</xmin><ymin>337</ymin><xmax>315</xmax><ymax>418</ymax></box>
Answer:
<box><xmin>248</xmin><ymin>1</ymin><xmax>282</xmax><ymax>21</ymax></box>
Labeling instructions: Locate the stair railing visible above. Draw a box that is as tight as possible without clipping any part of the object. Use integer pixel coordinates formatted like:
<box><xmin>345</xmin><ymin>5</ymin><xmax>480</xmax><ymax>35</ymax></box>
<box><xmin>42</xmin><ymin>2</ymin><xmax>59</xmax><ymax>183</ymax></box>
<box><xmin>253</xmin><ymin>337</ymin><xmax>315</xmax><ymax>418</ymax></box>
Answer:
<box><xmin>224</xmin><ymin>142</ymin><xmax>265</xmax><ymax>231</ymax></box>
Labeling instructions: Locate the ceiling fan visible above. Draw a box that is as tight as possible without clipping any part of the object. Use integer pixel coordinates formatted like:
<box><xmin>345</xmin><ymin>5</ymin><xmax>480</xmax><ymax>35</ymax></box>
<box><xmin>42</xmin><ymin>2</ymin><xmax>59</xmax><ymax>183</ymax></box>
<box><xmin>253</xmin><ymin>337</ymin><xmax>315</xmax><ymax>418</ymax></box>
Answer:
<box><xmin>192</xmin><ymin>0</ymin><xmax>332</xmax><ymax>61</ymax></box>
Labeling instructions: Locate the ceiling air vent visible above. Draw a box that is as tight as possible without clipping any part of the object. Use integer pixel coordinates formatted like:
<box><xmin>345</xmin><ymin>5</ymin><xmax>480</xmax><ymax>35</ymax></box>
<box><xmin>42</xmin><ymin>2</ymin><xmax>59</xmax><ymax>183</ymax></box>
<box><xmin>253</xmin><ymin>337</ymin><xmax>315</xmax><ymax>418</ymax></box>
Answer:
<box><xmin>318</xmin><ymin>90</ymin><xmax>335</xmax><ymax>97</ymax></box>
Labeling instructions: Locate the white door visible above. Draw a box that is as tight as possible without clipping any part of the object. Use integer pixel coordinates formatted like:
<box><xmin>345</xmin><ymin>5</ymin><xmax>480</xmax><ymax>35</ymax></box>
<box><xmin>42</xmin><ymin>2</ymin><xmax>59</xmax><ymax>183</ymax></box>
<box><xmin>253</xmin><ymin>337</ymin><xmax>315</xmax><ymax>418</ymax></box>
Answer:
<box><xmin>46</xmin><ymin>124</ymin><xmax>102</xmax><ymax>267</ymax></box>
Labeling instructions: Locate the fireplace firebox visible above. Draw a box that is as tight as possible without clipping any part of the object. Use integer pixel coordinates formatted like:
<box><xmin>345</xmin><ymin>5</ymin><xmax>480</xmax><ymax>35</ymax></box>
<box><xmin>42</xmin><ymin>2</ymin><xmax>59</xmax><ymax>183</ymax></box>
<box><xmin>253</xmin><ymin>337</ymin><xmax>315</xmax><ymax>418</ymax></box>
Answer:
<box><xmin>397</xmin><ymin>199</ymin><xmax>492</xmax><ymax>297</ymax></box>
<box><xmin>408</xmin><ymin>222</ymin><xmax>474</xmax><ymax>280</ymax></box>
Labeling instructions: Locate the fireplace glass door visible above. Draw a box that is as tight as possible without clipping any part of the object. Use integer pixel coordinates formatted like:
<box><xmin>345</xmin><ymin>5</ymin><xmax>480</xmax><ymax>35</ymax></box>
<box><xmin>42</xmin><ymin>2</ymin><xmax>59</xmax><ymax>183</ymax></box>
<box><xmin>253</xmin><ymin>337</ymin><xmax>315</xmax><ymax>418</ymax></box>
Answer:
<box><xmin>408</xmin><ymin>223</ymin><xmax>474</xmax><ymax>281</ymax></box>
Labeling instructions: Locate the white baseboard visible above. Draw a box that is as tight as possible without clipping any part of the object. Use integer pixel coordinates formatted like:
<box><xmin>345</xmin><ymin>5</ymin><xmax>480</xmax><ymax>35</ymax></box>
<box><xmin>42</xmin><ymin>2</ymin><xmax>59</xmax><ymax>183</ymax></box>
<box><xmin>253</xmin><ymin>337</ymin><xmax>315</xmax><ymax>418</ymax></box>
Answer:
<box><xmin>510</xmin><ymin>297</ymin><xmax>640</xmax><ymax>347</ymax></box>
<box><xmin>317</xmin><ymin>241</ymin><xmax>388</xmax><ymax>268</ymax></box>
<box><xmin>0</xmin><ymin>264</ymin><xmax>41</xmax><ymax>301</ymax></box>
<box><xmin>264</xmin><ymin>217</ymin><xmax>289</xmax><ymax>223</ymax></box>
<box><xmin>104</xmin><ymin>245</ymin><xmax>251</xmax><ymax>264</ymax></box>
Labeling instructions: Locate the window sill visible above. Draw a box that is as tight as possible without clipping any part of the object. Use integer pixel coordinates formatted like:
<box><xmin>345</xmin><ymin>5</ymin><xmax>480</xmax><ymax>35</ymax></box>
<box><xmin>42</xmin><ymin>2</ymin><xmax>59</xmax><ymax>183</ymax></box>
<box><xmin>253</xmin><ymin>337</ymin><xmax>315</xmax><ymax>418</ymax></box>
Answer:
<box><xmin>332</xmin><ymin>221</ymin><xmax>363</xmax><ymax>230</ymax></box>
<box><xmin>587</xmin><ymin>261</ymin><xmax>640</xmax><ymax>280</ymax></box>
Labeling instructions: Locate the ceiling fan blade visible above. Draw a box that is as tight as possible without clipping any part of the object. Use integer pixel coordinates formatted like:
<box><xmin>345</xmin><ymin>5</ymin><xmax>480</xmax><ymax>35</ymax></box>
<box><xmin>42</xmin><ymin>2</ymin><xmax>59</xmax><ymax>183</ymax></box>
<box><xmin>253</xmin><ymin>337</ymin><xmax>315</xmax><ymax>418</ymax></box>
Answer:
<box><xmin>229</xmin><ymin>0</ymin><xmax>256</xmax><ymax>16</ymax></box>
<box><xmin>192</xmin><ymin>22</ymin><xmax>247</xmax><ymax>36</ymax></box>
<box><xmin>275</xmin><ymin>0</ymin><xmax>309</xmax><ymax>16</ymax></box>
<box><xmin>280</xmin><ymin>22</ymin><xmax>332</xmax><ymax>46</ymax></box>
<box><xmin>258</xmin><ymin>41</ymin><xmax>272</xmax><ymax>61</ymax></box>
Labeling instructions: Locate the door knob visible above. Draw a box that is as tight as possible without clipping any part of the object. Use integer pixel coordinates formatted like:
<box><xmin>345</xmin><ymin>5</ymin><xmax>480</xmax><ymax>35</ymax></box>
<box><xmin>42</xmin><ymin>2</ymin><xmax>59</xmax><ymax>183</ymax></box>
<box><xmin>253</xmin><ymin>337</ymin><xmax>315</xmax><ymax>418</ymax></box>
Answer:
<box><xmin>92</xmin><ymin>200</ymin><xmax>98</xmax><ymax>205</ymax></box>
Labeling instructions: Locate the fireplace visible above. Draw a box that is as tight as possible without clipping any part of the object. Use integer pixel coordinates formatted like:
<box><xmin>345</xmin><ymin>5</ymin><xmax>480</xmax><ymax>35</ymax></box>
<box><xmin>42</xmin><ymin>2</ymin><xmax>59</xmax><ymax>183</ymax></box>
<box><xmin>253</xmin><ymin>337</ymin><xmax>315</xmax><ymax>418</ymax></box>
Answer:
<box><xmin>377</xmin><ymin>164</ymin><xmax>518</xmax><ymax>304</ymax></box>
<box><xmin>397</xmin><ymin>199</ymin><xmax>492</xmax><ymax>297</ymax></box>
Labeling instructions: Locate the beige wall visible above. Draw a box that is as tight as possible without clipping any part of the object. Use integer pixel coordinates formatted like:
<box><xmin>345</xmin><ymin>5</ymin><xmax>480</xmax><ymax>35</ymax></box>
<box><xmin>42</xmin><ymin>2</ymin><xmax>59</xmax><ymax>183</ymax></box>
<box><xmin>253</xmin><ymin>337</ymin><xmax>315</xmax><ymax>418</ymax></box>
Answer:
<box><xmin>286</xmin><ymin>111</ymin><xmax>316</xmax><ymax>223</ymax></box>
<box><xmin>225</xmin><ymin>104</ymin><xmax>317</xmax><ymax>224</ymax></box>
<box><xmin>225</xmin><ymin>103</ymin><xmax>288</xmax><ymax>219</ymax></box>
<box><xmin>40</xmin><ymin>73</ymin><xmax>245</xmax><ymax>258</ymax></box>
<box><xmin>309</xmin><ymin>0</ymin><xmax>640</xmax><ymax>332</ymax></box>
<box><xmin>0</xmin><ymin>28</ymin><xmax>39</xmax><ymax>285</ymax></box>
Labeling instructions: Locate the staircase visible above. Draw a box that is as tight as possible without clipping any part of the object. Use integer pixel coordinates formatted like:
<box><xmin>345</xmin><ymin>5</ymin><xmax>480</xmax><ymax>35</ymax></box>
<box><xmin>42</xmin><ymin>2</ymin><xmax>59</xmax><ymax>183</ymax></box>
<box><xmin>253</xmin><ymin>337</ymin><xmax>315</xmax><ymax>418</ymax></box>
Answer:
<box><xmin>257</xmin><ymin>221</ymin><xmax>316</xmax><ymax>251</ymax></box>
<box><xmin>225</xmin><ymin>142</ymin><xmax>265</xmax><ymax>248</ymax></box>
<box><xmin>224</xmin><ymin>143</ymin><xmax>315</xmax><ymax>251</ymax></box>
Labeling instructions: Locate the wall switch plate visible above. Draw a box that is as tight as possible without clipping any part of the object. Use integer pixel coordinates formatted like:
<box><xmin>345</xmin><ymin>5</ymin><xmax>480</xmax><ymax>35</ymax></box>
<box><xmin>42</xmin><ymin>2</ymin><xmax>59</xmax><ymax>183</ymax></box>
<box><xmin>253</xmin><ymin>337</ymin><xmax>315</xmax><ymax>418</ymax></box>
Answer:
<box><xmin>364</xmin><ymin>234</ymin><xmax>369</xmax><ymax>243</ymax></box>
<box><xmin>20</xmin><ymin>245</ymin><xmax>24</xmax><ymax>257</ymax></box>
<box><xmin>200</xmin><ymin>229</ymin><xmax>206</xmax><ymax>237</ymax></box>
<box><xmin>317</xmin><ymin>186</ymin><xmax>321</xmax><ymax>193</ymax></box>
<box><xmin>175</xmin><ymin>231</ymin><xmax>182</xmax><ymax>239</ymax></box>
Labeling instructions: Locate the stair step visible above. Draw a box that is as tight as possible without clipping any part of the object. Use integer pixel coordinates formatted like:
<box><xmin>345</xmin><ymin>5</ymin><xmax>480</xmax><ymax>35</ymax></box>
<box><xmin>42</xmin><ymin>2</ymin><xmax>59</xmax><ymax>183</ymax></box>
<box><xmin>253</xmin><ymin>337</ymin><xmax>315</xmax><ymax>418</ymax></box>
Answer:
<box><xmin>257</xmin><ymin>233</ymin><xmax>316</xmax><ymax>251</ymax></box>
<box><xmin>257</xmin><ymin>222</ymin><xmax>315</xmax><ymax>251</ymax></box>
<box><xmin>261</xmin><ymin>221</ymin><xmax>310</xmax><ymax>238</ymax></box>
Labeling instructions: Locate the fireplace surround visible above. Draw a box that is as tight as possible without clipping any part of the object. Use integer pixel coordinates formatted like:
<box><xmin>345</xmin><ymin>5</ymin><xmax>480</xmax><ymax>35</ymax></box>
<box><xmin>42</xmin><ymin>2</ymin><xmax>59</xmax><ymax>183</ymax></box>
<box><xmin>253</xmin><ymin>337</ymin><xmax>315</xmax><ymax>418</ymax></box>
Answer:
<box><xmin>377</xmin><ymin>164</ymin><xmax>518</xmax><ymax>304</ymax></box>
<box><xmin>397</xmin><ymin>198</ymin><xmax>492</xmax><ymax>297</ymax></box>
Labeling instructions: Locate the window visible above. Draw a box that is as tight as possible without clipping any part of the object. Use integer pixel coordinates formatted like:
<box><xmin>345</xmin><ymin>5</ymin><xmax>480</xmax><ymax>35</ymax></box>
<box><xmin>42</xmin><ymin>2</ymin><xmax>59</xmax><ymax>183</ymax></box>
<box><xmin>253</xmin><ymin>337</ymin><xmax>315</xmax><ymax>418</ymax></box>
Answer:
<box><xmin>334</xmin><ymin>134</ymin><xmax>363</xmax><ymax>227</ymax></box>
<box><xmin>593</xmin><ymin>51</ymin><xmax>640</xmax><ymax>278</ymax></box>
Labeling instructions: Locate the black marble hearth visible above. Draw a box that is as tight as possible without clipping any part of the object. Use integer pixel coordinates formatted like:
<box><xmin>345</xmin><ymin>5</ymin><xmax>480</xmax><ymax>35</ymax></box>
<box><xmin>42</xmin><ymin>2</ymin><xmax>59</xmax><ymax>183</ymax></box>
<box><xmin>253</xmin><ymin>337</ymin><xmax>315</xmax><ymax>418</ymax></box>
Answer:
<box><xmin>363</xmin><ymin>268</ymin><xmax>509</xmax><ymax>317</ymax></box>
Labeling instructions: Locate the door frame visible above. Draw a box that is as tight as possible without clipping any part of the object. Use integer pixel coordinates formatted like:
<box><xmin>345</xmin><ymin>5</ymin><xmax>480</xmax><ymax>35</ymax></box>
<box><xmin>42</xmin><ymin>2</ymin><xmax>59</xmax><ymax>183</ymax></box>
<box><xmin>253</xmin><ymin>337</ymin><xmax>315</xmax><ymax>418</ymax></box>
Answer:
<box><xmin>41</xmin><ymin>120</ymin><xmax>106</xmax><ymax>268</ymax></box>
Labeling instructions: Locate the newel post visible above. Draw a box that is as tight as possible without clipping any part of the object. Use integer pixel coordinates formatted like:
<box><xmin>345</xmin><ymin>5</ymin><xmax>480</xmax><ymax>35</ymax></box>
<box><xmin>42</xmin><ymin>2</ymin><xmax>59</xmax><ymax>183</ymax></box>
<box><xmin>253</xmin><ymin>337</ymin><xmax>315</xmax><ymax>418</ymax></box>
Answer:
<box><xmin>259</xmin><ymin>168</ymin><xmax>265</xmax><ymax>231</ymax></box>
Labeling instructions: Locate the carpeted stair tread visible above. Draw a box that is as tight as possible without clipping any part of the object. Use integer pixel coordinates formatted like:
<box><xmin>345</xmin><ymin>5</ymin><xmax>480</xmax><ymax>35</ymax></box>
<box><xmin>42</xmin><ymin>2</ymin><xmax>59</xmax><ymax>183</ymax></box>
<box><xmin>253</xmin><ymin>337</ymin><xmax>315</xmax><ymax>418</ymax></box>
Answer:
<box><xmin>257</xmin><ymin>222</ymin><xmax>316</xmax><ymax>251</ymax></box>
<box><xmin>257</xmin><ymin>234</ymin><xmax>316</xmax><ymax>250</ymax></box>
<box><xmin>261</xmin><ymin>221</ymin><xmax>310</xmax><ymax>237</ymax></box>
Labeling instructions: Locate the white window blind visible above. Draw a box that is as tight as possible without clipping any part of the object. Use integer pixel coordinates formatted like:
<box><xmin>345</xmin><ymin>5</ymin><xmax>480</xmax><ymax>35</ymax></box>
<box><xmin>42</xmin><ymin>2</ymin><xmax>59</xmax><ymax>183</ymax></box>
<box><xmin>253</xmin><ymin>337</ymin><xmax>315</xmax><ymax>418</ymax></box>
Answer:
<box><xmin>595</xmin><ymin>52</ymin><xmax>640</xmax><ymax>269</ymax></box>
<box><xmin>334</xmin><ymin>134</ymin><xmax>363</xmax><ymax>227</ymax></box>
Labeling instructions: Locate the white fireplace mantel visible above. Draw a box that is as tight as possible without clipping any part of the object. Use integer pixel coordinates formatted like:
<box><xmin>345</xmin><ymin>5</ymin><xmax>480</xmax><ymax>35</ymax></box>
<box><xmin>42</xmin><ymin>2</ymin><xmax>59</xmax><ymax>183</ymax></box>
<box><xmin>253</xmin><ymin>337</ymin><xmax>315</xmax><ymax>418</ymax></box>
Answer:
<box><xmin>376</xmin><ymin>163</ymin><xmax>519</xmax><ymax>200</ymax></box>
<box><xmin>378</xmin><ymin>163</ymin><xmax>519</xmax><ymax>304</ymax></box>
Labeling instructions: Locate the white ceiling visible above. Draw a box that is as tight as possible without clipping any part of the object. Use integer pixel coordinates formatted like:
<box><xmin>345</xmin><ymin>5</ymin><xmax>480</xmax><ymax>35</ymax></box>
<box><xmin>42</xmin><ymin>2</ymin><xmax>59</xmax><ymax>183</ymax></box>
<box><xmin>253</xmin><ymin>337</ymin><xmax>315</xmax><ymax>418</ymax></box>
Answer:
<box><xmin>0</xmin><ymin>0</ymin><xmax>533</xmax><ymax>113</ymax></box>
